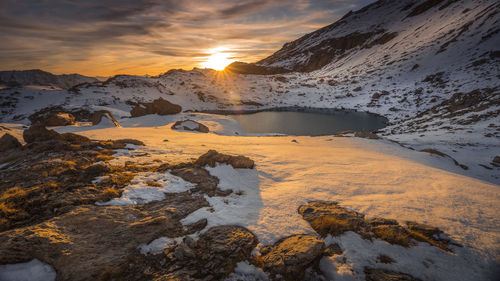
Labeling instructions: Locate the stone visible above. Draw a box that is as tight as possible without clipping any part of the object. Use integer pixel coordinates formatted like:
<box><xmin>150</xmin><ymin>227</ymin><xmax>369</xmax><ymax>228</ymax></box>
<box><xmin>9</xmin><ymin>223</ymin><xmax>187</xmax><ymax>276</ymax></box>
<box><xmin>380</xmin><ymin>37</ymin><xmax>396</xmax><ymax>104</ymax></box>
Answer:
<box><xmin>0</xmin><ymin>134</ymin><xmax>22</xmax><ymax>152</ymax></box>
<box><xmin>172</xmin><ymin>120</ymin><xmax>209</xmax><ymax>133</ymax></box>
<box><xmin>195</xmin><ymin>150</ymin><xmax>254</xmax><ymax>169</ymax></box>
<box><xmin>130</xmin><ymin>98</ymin><xmax>182</xmax><ymax>117</ymax></box>
<box><xmin>43</xmin><ymin>112</ymin><xmax>75</xmax><ymax>126</ymax></box>
<box><xmin>257</xmin><ymin>234</ymin><xmax>325</xmax><ymax>281</ymax></box>
<box><xmin>23</xmin><ymin>124</ymin><xmax>62</xmax><ymax>143</ymax></box>
<box><xmin>354</xmin><ymin>131</ymin><xmax>381</xmax><ymax>139</ymax></box>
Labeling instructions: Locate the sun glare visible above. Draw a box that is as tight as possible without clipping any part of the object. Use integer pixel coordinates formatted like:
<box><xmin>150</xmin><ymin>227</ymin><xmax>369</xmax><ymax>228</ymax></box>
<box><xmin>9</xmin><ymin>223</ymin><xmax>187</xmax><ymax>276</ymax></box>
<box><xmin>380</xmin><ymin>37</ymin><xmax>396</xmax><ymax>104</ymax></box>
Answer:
<box><xmin>202</xmin><ymin>48</ymin><xmax>234</xmax><ymax>71</ymax></box>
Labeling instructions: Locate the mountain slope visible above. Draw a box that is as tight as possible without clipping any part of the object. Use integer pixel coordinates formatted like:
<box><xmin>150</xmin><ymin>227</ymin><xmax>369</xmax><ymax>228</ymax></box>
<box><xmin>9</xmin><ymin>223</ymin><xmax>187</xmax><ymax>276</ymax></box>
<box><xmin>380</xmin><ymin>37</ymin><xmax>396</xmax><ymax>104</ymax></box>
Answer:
<box><xmin>0</xmin><ymin>0</ymin><xmax>498</xmax><ymax>183</ymax></box>
<box><xmin>0</xmin><ymin>69</ymin><xmax>98</xmax><ymax>89</ymax></box>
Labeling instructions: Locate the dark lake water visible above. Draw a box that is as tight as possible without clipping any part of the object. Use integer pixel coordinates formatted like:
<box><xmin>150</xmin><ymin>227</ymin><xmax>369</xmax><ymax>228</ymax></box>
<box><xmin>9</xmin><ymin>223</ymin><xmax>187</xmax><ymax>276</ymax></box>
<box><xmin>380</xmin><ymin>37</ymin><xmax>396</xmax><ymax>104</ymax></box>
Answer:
<box><xmin>224</xmin><ymin>109</ymin><xmax>387</xmax><ymax>136</ymax></box>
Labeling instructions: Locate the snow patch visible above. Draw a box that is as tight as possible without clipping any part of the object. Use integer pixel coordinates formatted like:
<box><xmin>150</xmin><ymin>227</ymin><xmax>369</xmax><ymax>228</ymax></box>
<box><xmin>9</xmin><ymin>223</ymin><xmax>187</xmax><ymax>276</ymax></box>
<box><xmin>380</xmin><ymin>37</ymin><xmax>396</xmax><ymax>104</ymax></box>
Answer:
<box><xmin>139</xmin><ymin>237</ymin><xmax>183</xmax><ymax>255</ymax></box>
<box><xmin>0</xmin><ymin>259</ymin><xmax>56</xmax><ymax>281</ymax></box>
<box><xmin>97</xmin><ymin>171</ymin><xmax>195</xmax><ymax>206</ymax></box>
<box><xmin>224</xmin><ymin>261</ymin><xmax>270</xmax><ymax>281</ymax></box>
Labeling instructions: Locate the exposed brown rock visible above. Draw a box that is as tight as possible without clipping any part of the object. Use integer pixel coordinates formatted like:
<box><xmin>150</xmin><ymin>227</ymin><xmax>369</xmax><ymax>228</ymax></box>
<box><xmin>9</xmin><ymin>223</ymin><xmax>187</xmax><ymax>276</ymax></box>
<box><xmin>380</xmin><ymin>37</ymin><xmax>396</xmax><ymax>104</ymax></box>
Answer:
<box><xmin>172</xmin><ymin>120</ymin><xmax>209</xmax><ymax>133</ymax></box>
<box><xmin>256</xmin><ymin>234</ymin><xmax>325</xmax><ymax>281</ymax></box>
<box><xmin>195</xmin><ymin>150</ymin><xmax>255</xmax><ymax>169</ymax></box>
<box><xmin>0</xmin><ymin>133</ymin><xmax>21</xmax><ymax>152</ymax></box>
<box><xmin>324</xmin><ymin>243</ymin><xmax>343</xmax><ymax>256</ymax></box>
<box><xmin>43</xmin><ymin>112</ymin><xmax>75</xmax><ymax>126</ymax></box>
<box><xmin>354</xmin><ymin>131</ymin><xmax>381</xmax><ymax>139</ymax></box>
<box><xmin>492</xmin><ymin>156</ymin><xmax>500</xmax><ymax>167</ymax></box>
<box><xmin>118</xmin><ymin>225</ymin><xmax>257</xmax><ymax>281</ymax></box>
<box><xmin>298</xmin><ymin>201</ymin><xmax>456</xmax><ymax>251</ymax></box>
<box><xmin>23</xmin><ymin>124</ymin><xmax>61</xmax><ymax>143</ymax></box>
<box><xmin>130</xmin><ymin>98</ymin><xmax>182</xmax><ymax>117</ymax></box>
<box><xmin>0</xmin><ymin>194</ymin><xmax>208</xmax><ymax>281</ymax></box>
<box><xmin>1</xmin><ymin>127</ymin><xmax>150</xmax><ymax>231</ymax></box>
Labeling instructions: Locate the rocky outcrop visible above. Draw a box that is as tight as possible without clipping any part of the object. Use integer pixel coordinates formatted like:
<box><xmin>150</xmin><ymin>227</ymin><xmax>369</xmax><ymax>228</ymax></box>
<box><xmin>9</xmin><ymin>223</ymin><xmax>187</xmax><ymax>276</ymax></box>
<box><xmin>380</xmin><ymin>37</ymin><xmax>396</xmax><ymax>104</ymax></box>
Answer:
<box><xmin>160</xmin><ymin>226</ymin><xmax>258</xmax><ymax>280</ymax></box>
<box><xmin>354</xmin><ymin>131</ymin><xmax>381</xmax><ymax>139</ymax></box>
<box><xmin>22</xmin><ymin>124</ymin><xmax>61</xmax><ymax>143</ymax></box>
<box><xmin>0</xmin><ymin>134</ymin><xmax>21</xmax><ymax>152</ymax></box>
<box><xmin>299</xmin><ymin>201</ymin><xmax>455</xmax><ymax>251</ymax></box>
<box><xmin>130</xmin><ymin>98</ymin><xmax>182</xmax><ymax>117</ymax></box>
<box><xmin>195</xmin><ymin>149</ymin><xmax>255</xmax><ymax>169</ymax></box>
<box><xmin>1</xmin><ymin>126</ymin><xmax>148</xmax><ymax>231</ymax></box>
<box><xmin>43</xmin><ymin>112</ymin><xmax>75</xmax><ymax>126</ymax></box>
<box><xmin>172</xmin><ymin>120</ymin><xmax>209</xmax><ymax>133</ymax></box>
<box><xmin>29</xmin><ymin>107</ymin><xmax>119</xmax><ymax>127</ymax></box>
<box><xmin>256</xmin><ymin>234</ymin><xmax>325</xmax><ymax>280</ymax></box>
<box><xmin>0</xmin><ymin>194</ymin><xmax>208</xmax><ymax>281</ymax></box>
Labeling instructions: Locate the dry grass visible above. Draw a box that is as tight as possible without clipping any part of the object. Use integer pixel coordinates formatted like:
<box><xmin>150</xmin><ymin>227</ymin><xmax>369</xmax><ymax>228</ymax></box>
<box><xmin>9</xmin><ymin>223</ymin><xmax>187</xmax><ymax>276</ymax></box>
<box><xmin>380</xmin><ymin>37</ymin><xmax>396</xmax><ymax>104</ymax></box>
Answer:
<box><xmin>310</xmin><ymin>216</ymin><xmax>359</xmax><ymax>237</ymax></box>
<box><xmin>145</xmin><ymin>181</ymin><xmax>161</xmax><ymax>187</ymax></box>
<box><xmin>372</xmin><ymin>225</ymin><xmax>414</xmax><ymax>247</ymax></box>
<box><xmin>98</xmin><ymin>188</ymin><xmax>122</xmax><ymax>202</ymax></box>
<box><xmin>0</xmin><ymin>186</ymin><xmax>29</xmax><ymax>202</ymax></box>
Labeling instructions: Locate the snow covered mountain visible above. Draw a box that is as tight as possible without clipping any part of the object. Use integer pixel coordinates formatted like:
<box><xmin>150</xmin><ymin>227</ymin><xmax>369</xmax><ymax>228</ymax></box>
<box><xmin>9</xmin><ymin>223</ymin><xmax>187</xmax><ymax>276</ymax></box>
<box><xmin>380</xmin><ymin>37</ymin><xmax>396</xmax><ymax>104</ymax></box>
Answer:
<box><xmin>0</xmin><ymin>69</ymin><xmax>98</xmax><ymax>89</ymax></box>
<box><xmin>0</xmin><ymin>0</ymin><xmax>498</xmax><ymax>182</ymax></box>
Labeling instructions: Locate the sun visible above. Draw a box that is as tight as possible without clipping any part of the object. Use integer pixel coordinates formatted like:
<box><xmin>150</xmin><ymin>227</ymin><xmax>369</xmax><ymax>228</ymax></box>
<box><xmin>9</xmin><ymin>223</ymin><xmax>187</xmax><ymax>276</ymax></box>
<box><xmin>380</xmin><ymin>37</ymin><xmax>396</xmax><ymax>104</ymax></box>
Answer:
<box><xmin>201</xmin><ymin>48</ymin><xmax>234</xmax><ymax>71</ymax></box>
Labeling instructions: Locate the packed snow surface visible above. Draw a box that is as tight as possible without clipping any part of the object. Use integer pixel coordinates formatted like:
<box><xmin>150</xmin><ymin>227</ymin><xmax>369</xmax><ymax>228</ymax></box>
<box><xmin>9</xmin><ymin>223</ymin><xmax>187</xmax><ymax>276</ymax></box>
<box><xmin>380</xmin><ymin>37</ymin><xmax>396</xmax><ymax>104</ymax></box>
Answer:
<box><xmin>0</xmin><ymin>259</ymin><xmax>56</xmax><ymax>281</ymax></box>
<box><xmin>61</xmin><ymin>118</ymin><xmax>500</xmax><ymax>280</ymax></box>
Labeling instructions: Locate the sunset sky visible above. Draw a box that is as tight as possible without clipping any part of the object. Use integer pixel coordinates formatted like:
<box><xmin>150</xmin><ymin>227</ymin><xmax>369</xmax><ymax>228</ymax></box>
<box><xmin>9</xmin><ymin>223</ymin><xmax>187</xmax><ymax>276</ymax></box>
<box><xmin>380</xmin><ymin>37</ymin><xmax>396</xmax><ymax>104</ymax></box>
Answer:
<box><xmin>0</xmin><ymin>0</ymin><xmax>374</xmax><ymax>77</ymax></box>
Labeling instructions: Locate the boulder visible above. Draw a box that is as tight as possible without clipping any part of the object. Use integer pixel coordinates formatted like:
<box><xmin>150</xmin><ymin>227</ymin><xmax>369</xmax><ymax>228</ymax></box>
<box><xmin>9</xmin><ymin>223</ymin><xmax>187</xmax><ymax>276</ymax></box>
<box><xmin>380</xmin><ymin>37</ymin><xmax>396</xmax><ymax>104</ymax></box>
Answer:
<box><xmin>354</xmin><ymin>131</ymin><xmax>381</xmax><ymax>139</ymax></box>
<box><xmin>0</xmin><ymin>134</ymin><xmax>22</xmax><ymax>152</ymax></box>
<box><xmin>126</xmin><ymin>225</ymin><xmax>257</xmax><ymax>281</ymax></box>
<box><xmin>130</xmin><ymin>98</ymin><xmax>182</xmax><ymax>117</ymax></box>
<box><xmin>43</xmin><ymin>112</ymin><xmax>75</xmax><ymax>126</ymax></box>
<box><xmin>257</xmin><ymin>234</ymin><xmax>325</xmax><ymax>280</ymax></box>
<box><xmin>172</xmin><ymin>120</ymin><xmax>209</xmax><ymax>133</ymax></box>
<box><xmin>195</xmin><ymin>150</ymin><xmax>254</xmax><ymax>169</ymax></box>
<box><xmin>491</xmin><ymin>156</ymin><xmax>500</xmax><ymax>167</ymax></box>
<box><xmin>23</xmin><ymin>124</ymin><xmax>61</xmax><ymax>143</ymax></box>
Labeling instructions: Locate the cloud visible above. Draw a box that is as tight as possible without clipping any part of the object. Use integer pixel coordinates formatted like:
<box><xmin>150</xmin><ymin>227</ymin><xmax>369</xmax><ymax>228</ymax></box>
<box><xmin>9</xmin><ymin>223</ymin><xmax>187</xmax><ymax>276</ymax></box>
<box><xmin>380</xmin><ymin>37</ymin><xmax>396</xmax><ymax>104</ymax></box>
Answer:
<box><xmin>0</xmin><ymin>0</ymin><xmax>375</xmax><ymax>76</ymax></box>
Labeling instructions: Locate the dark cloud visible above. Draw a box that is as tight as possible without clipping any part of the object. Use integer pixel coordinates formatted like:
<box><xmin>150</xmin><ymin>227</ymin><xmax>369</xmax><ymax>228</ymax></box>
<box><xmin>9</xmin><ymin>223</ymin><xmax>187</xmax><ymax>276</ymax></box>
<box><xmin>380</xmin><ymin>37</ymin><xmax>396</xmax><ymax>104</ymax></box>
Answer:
<box><xmin>0</xmin><ymin>0</ymin><xmax>375</xmax><ymax>75</ymax></box>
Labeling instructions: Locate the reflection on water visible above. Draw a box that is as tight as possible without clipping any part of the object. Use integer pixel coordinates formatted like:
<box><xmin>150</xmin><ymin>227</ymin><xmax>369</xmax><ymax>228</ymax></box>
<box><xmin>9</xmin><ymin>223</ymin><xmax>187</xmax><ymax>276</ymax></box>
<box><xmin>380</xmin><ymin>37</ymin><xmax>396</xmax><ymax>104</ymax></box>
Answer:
<box><xmin>226</xmin><ymin>110</ymin><xmax>387</xmax><ymax>136</ymax></box>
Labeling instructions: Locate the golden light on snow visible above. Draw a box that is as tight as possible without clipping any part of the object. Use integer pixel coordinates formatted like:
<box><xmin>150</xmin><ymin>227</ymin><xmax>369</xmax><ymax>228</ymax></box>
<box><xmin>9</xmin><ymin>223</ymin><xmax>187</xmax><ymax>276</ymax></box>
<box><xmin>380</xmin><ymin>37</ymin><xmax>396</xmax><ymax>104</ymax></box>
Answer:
<box><xmin>201</xmin><ymin>47</ymin><xmax>235</xmax><ymax>71</ymax></box>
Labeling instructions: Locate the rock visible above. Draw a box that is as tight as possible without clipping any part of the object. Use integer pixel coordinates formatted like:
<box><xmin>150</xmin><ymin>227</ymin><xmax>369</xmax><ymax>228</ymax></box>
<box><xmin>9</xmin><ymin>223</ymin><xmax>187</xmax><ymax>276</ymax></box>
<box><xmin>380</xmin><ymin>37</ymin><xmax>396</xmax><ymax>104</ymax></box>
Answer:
<box><xmin>43</xmin><ymin>112</ymin><xmax>75</xmax><ymax>126</ymax></box>
<box><xmin>365</xmin><ymin>268</ymin><xmax>422</xmax><ymax>281</ymax></box>
<box><xmin>354</xmin><ymin>131</ymin><xmax>381</xmax><ymax>139</ymax></box>
<box><xmin>324</xmin><ymin>243</ymin><xmax>343</xmax><ymax>256</ymax></box>
<box><xmin>195</xmin><ymin>150</ymin><xmax>254</xmax><ymax>169</ymax></box>
<box><xmin>0</xmin><ymin>134</ymin><xmax>22</xmax><ymax>152</ymax></box>
<box><xmin>0</xmin><ymin>194</ymin><xmax>208</xmax><ymax>281</ymax></box>
<box><xmin>23</xmin><ymin>124</ymin><xmax>61</xmax><ymax>143</ymax></box>
<box><xmin>298</xmin><ymin>201</ymin><xmax>455</xmax><ymax>251</ymax></box>
<box><xmin>60</xmin><ymin>132</ymin><xmax>91</xmax><ymax>144</ymax></box>
<box><xmin>491</xmin><ymin>156</ymin><xmax>500</xmax><ymax>167</ymax></box>
<box><xmin>122</xmin><ymin>225</ymin><xmax>257</xmax><ymax>281</ymax></box>
<box><xmin>172</xmin><ymin>120</ymin><xmax>209</xmax><ymax>133</ymax></box>
<box><xmin>256</xmin><ymin>234</ymin><xmax>325</xmax><ymax>281</ymax></box>
<box><xmin>84</xmin><ymin>163</ymin><xmax>110</xmax><ymax>178</ymax></box>
<box><xmin>130</xmin><ymin>98</ymin><xmax>182</xmax><ymax>117</ymax></box>
<box><xmin>90</xmin><ymin>111</ymin><xmax>120</xmax><ymax>127</ymax></box>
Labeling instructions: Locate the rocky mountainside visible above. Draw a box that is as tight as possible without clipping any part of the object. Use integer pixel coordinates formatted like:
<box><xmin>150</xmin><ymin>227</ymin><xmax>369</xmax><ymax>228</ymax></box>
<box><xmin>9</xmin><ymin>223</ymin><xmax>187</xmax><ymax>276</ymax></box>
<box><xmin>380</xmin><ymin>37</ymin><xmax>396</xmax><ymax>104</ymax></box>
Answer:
<box><xmin>0</xmin><ymin>69</ymin><xmax>98</xmax><ymax>89</ymax></box>
<box><xmin>257</xmin><ymin>0</ymin><xmax>499</xmax><ymax>73</ymax></box>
